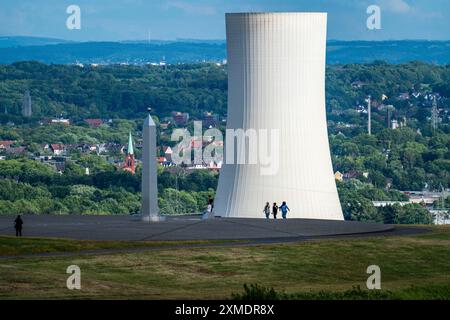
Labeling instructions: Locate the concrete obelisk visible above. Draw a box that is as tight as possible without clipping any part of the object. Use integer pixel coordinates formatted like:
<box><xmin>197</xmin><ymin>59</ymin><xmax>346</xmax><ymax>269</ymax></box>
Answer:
<box><xmin>141</xmin><ymin>108</ymin><xmax>161</xmax><ymax>221</ymax></box>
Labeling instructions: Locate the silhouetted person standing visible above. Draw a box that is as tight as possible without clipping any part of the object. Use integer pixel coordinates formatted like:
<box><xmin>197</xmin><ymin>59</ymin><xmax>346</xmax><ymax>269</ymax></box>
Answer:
<box><xmin>263</xmin><ymin>202</ymin><xmax>270</xmax><ymax>219</ymax></box>
<box><xmin>14</xmin><ymin>215</ymin><xmax>23</xmax><ymax>237</ymax></box>
<box><xmin>272</xmin><ymin>203</ymin><xmax>278</xmax><ymax>219</ymax></box>
<box><xmin>280</xmin><ymin>201</ymin><xmax>290</xmax><ymax>219</ymax></box>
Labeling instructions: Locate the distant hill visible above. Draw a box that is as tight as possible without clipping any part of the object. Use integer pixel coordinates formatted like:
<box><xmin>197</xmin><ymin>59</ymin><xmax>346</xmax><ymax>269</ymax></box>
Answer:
<box><xmin>0</xmin><ymin>41</ymin><xmax>226</xmax><ymax>64</ymax></box>
<box><xmin>0</xmin><ymin>36</ymin><xmax>71</xmax><ymax>48</ymax></box>
<box><xmin>0</xmin><ymin>37</ymin><xmax>448</xmax><ymax>64</ymax></box>
<box><xmin>327</xmin><ymin>40</ymin><xmax>450</xmax><ymax>64</ymax></box>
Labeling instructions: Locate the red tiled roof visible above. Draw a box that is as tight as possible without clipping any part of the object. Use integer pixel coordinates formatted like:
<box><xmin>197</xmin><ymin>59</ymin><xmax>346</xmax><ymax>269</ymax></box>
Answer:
<box><xmin>163</xmin><ymin>146</ymin><xmax>173</xmax><ymax>153</ymax></box>
<box><xmin>84</xmin><ymin>119</ymin><xmax>104</xmax><ymax>127</ymax></box>
<box><xmin>50</xmin><ymin>143</ymin><xmax>65</xmax><ymax>150</ymax></box>
<box><xmin>0</xmin><ymin>140</ymin><xmax>15</xmax><ymax>147</ymax></box>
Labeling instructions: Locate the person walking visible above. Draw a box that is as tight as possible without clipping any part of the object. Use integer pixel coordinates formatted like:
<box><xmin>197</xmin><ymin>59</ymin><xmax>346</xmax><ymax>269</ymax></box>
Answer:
<box><xmin>272</xmin><ymin>202</ymin><xmax>278</xmax><ymax>219</ymax></box>
<box><xmin>14</xmin><ymin>215</ymin><xmax>23</xmax><ymax>237</ymax></box>
<box><xmin>208</xmin><ymin>195</ymin><xmax>214</xmax><ymax>210</ymax></box>
<box><xmin>202</xmin><ymin>202</ymin><xmax>214</xmax><ymax>220</ymax></box>
<box><xmin>263</xmin><ymin>202</ymin><xmax>271</xmax><ymax>219</ymax></box>
<box><xmin>280</xmin><ymin>201</ymin><xmax>290</xmax><ymax>219</ymax></box>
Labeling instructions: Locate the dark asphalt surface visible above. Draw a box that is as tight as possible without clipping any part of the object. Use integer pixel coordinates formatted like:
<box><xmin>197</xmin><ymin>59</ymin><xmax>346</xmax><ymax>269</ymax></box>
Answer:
<box><xmin>0</xmin><ymin>214</ymin><xmax>397</xmax><ymax>241</ymax></box>
<box><xmin>0</xmin><ymin>215</ymin><xmax>429</xmax><ymax>260</ymax></box>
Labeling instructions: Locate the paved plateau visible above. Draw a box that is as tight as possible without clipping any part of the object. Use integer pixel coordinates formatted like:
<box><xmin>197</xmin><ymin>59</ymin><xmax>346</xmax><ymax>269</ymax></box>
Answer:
<box><xmin>0</xmin><ymin>215</ymin><xmax>428</xmax><ymax>260</ymax></box>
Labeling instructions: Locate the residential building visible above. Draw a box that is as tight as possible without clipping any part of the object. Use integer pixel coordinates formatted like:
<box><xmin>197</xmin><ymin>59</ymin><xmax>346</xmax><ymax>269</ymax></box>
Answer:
<box><xmin>334</xmin><ymin>171</ymin><xmax>343</xmax><ymax>181</ymax></box>
<box><xmin>84</xmin><ymin>118</ymin><xmax>104</xmax><ymax>128</ymax></box>
<box><xmin>203</xmin><ymin>112</ymin><xmax>219</xmax><ymax>127</ymax></box>
<box><xmin>0</xmin><ymin>140</ymin><xmax>15</xmax><ymax>150</ymax></box>
<box><xmin>171</xmin><ymin>111</ymin><xmax>189</xmax><ymax>126</ymax></box>
<box><xmin>50</xmin><ymin>144</ymin><xmax>66</xmax><ymax>156</ymax></box>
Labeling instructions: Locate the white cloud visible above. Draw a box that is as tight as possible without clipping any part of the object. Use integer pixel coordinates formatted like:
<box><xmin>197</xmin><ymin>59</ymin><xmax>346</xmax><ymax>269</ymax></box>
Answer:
<box><xmin>389</xmin><ymin>0</ymin><xmax>411</xmax><ymax>13</ymax></box>
<box><xmin>376</xmin><ymin>0</ymin><xmax>441</xmax><ymax>18</ymax></box>
<box><xmin>383</xmin><ymin>0</ymin><xmax>411</xmax><ymax>13</ymax></box>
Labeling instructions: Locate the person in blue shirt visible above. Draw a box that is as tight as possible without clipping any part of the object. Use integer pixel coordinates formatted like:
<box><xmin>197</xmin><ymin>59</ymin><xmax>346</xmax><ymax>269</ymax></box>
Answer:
<box><xmin>279</xmin><ymin>201</ymin><xmax>290</xmax><ymax>219</ymax></box>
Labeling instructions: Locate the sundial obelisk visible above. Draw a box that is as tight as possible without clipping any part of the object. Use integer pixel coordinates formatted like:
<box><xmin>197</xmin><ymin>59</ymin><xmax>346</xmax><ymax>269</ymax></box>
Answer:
<box><xmin>141</xmin><ymin>108</ymin><xmax>162</xmax><ymax>222</ymax></box>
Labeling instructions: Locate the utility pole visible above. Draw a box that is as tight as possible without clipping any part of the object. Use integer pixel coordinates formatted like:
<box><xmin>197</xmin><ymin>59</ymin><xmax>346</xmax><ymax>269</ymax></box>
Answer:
<box><xmin>386</xmin><ymin>107</ymin><xmax>390</xmax><ymax>128</ymax></box>
<box><xmin>431</xmin><ymin>95</ymin><xmax>439</xmax><ymax>130</ymax></box>
<box><xmin>367</xmin><ymin>95</ymin><xmax>371</xmax><ymax>135</ymax></box>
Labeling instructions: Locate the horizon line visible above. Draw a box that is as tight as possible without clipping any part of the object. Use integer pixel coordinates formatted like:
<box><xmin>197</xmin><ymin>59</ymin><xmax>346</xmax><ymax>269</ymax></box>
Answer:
<box><xmin>1</xmin><ymin>35</ymin><xmax>450</xmax><ymax>44</ymax></box>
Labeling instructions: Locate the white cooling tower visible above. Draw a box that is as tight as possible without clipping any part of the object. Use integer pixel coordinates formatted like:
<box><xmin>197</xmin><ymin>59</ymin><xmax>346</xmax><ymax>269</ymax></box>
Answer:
<box><xmin>214</xmin><ymin>12</ymin><xmax>343</xmax><ymax>220</ymax></box>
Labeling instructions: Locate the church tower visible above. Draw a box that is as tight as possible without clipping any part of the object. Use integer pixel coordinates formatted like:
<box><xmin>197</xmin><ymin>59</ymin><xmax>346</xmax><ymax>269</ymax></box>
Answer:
<box><xmin>123</xmin><ymin>132</ymin><xmax>136</xmax><ymax>174</ymax></box>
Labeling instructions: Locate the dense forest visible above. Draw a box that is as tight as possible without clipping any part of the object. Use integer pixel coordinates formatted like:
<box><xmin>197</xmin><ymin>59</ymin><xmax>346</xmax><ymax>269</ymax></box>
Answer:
<box><xmin>0</xmin><ymin>61</ymin><xmax>449</xmax><ymax>223</ymax></box>
<box><xmin>0</xmin><ymin>61</ymin><xmax>449</xmax><ymax>121</ymax></box>
<box><xmin>0</xmin><ymin>158</ymin><xmax>216</xmax><ymax>216</ymax></box>
<box><xmin>1</xmin><ymin>61</ymin><xmax>449</xmax><ymax>120</ymax></box>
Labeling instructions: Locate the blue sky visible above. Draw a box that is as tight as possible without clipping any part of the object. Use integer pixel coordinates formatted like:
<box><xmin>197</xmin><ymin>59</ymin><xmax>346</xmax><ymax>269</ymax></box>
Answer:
<box><xmin>0</xmin><ymin>0</ymin><xmax>448</xmax><ymax>41</ymax></box>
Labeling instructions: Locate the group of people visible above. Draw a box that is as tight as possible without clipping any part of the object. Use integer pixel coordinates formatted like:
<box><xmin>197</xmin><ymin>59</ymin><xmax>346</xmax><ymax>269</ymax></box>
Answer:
<box><xmin>263</xmin><ymin>201</ymin><xmax>290</xmax><ymax>219</ymax></box>
<box><xmin>205</xmin><ymin>197</ymin><xmax>290</xmax><ymax>220</ymax></box>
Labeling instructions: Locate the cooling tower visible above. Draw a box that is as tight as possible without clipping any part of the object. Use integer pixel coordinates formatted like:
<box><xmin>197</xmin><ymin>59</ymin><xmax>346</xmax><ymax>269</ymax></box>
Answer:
<box><xmin>214</xmin><ymin>12</ymin><xmax>343</xmax><ymax>220</ymax></box>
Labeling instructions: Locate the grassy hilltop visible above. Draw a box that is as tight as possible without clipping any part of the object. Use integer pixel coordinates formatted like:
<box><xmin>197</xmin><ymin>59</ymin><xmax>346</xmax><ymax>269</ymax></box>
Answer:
<box><xmin>0</xmin><ymin>225</ymin><xmax>449</xmax><ymax>300</ymax></box>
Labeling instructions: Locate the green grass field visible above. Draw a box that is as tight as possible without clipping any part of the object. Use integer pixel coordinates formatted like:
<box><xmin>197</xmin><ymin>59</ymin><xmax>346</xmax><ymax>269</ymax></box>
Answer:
<box><xmin>0</xmin><ymin>236</ymin><xmax>242</xmax><ymax>256</ymax></box>
<box><xmin>0</xmin><ymin>225</ymin><xmax>449</xmax><ymax>300</ymax></box>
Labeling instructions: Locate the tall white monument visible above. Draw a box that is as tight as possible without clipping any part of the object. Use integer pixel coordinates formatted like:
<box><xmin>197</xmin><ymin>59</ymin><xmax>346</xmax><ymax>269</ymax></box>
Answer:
<box><xmin>141</xmin><ymin>109</ymin><xmax>161</xmax><ymax>221</ymax></box>
<box><xmin>214</xmin><ymin>12</ymin><xmax>343</xmax><ymax>220</ymax></box>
